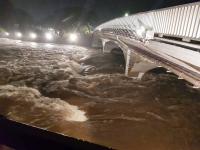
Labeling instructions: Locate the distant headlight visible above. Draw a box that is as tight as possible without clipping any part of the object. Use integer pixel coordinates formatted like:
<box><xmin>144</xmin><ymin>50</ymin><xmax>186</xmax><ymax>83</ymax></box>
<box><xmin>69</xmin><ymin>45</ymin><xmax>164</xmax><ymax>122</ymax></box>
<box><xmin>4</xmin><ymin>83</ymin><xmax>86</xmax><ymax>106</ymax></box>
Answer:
<box><xmin>68</xmin><ymin>33</ymin><xmax>78</xmax><ymax>42</ymax></box>
<box><xmin>15</xmin><ymin>32</ymin><xmax>22</xmax><ymax>38</ymax></box>
<box><xmin>29</xmin><ymin>32</ymin><xmax>37</xmax><ymax>40</ymax></box>
<box><xmin>4</xmin><ymin>32</ymin><xmax>10</xmax><ymax>36</ymax></box>
<box><xmin>45</xmin><ymin>32</ymin><xmax>53</xmax><ymax>40</ymax></box>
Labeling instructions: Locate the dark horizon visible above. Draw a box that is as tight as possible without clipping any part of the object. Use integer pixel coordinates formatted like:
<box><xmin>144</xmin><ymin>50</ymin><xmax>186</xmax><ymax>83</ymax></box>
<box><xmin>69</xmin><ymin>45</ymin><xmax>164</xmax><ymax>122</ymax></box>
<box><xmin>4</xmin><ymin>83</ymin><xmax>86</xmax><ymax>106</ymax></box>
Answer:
<box><xmin>10</xmin><ymin>0</ymin><xmax>199</xmax><ymax>20</ymax></box>
<box><xmin>0</xmin><ymin>0</ymin><xmax>199</xmax><ymax>28</ymax></box>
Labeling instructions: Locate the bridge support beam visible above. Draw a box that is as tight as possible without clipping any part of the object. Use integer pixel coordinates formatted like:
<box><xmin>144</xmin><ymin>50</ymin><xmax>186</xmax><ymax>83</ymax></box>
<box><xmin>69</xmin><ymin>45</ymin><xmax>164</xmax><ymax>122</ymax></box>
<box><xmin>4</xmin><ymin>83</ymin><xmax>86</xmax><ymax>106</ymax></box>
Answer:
<box><xmin>129</xmin><ymin>62</ymin><xmax>158</xmax><ymax>79</ymax></box>
<box><xmin>125</xmin><ymin>49</ymin><xmax>131</xmax><ymax>76</ymax></box>
<box><xmin>101</xmin><ymin>39</ymin><xmax>110</xmax><ymax>54</ymax></box>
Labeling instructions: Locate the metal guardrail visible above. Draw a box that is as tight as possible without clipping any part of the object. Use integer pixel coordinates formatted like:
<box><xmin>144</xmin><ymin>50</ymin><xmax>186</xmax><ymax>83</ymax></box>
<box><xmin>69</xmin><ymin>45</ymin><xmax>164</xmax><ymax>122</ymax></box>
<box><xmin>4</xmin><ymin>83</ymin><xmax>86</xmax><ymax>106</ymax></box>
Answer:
<box><xmin>0</xmin><ymin>116</ymin><xmax>111</xmax><ymax>150</ymax></box>
<box><xmin>95</xmin><ymin>2</ymin><xmax>200</xmax><ymax>41</ymax></box>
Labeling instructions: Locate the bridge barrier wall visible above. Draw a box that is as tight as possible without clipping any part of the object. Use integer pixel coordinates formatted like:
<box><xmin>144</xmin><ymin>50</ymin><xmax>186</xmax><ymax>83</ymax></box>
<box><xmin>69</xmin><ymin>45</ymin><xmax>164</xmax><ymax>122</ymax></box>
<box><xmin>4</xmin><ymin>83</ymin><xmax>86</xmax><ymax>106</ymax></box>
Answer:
<box><xmin>96</xmin><ymin>2</ymin><xmax>200</xmax><ymax>41</ymax></box>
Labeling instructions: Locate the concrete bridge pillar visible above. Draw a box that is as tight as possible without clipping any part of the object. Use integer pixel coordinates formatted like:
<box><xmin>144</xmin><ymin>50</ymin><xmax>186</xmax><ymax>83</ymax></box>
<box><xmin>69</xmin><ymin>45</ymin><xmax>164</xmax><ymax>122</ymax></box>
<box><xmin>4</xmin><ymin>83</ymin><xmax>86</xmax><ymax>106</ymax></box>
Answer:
<box><xmin>101</xmin><ymin>39</ymin><xmax>110</xmax><ymax>54</ymax></box>
<box><xmin>129</xmin><ymin>62</ymin><xmax>158</xmax><ymax>79</ymax></box>
<box><xmin>125</xmin><ymin>49</ymin><xmax>131</xmax><ymax>76</ymax></box>
<box><xmin>99</xmin><ymin>38</ymin><xmax>158</xmax><ymax>80</ymax></box>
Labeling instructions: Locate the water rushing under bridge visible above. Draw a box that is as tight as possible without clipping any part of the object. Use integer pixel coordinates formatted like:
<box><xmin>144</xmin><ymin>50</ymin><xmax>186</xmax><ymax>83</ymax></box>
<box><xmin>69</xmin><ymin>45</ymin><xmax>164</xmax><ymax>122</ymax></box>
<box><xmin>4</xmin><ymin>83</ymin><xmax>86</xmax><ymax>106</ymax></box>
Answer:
<box><xmin>93</xmin><ymin>2</ymin><xmax>200</xmax><ymax>88</ymax></box>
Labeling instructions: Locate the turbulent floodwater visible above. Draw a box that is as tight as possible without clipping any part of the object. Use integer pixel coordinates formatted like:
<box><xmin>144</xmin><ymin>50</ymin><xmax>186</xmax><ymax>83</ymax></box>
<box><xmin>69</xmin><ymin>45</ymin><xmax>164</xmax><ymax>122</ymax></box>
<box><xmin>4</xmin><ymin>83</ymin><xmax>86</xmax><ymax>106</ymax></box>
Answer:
<box><xmin>0</xmin><ymin>38</ymin><xmax>200</xmax><ymax>150</ymax></box>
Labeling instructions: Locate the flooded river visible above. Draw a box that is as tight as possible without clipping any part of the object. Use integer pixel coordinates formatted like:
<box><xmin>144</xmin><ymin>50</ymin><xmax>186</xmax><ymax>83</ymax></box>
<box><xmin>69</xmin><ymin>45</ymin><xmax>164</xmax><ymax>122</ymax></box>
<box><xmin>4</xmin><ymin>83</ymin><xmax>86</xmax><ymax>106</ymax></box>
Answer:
<box><xmin>0</xmin><ymin>38</ymin><xmax>200</xmax><ymax>150</ymax></box>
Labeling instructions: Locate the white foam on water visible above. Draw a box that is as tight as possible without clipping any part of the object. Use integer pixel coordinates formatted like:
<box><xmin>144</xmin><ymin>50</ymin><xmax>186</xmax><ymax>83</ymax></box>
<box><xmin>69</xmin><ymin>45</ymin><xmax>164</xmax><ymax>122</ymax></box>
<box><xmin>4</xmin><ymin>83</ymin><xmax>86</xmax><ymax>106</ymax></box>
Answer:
<box><xmin>65</xmin><ymin>104</ymin><xmax>88</xmax><ymax>122</ymax></box>
<box><xmin>35</xmin><ymin>98</ymin><xmax>88</xmax><ymax>122</ymax></box>
<box><xmin>0</xmin><ymin>85</ymin><xmax>88</xmax><ymax>122</ymax></box>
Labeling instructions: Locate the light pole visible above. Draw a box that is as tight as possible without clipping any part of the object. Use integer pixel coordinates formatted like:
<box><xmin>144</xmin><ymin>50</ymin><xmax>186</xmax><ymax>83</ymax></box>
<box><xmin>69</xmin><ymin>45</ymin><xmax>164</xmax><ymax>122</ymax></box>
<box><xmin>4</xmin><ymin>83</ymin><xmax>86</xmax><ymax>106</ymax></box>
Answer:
<box><xmin>125</xmin><ymin>12</ymin><xmax>129</xmax><ymax>17</ymax></box>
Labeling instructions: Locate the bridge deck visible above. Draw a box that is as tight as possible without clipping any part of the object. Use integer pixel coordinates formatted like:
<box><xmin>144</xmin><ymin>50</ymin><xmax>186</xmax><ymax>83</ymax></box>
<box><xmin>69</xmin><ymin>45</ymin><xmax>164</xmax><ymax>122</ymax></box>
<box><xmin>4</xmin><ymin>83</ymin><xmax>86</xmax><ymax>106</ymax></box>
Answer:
<box><xmin>149</xmin><ymin>41</ymin><xmax>200</xmax><ymax>73</ymax></box>
<box><xmin>99</xmin><ymin>33</ymin><xmax>200</xmax><ymax>87</ymax></box>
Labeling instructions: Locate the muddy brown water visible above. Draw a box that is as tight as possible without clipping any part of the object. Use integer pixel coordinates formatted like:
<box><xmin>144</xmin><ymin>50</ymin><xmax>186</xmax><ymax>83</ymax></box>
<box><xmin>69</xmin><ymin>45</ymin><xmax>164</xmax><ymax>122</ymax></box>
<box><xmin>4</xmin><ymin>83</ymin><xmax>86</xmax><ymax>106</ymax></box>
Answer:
<box><xmin>0</xmin><ymin>39</ymin><xmax>200</xmax><ymax>150</ymax></box>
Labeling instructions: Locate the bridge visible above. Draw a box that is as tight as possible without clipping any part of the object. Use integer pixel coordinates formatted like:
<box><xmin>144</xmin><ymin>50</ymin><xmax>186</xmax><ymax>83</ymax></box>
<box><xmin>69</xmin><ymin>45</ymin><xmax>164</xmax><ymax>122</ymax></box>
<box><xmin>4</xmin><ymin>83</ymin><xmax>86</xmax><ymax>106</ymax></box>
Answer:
<box><xmin>92</xmin><ymin>2</ymin><xmax>200</xmax><ymax>89</ymax></box>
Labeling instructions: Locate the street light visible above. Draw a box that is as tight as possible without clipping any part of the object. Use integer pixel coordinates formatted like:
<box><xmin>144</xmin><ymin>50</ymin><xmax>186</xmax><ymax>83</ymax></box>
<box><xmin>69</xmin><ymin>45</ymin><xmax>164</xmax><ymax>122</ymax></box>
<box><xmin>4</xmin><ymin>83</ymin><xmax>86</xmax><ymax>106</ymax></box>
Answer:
<box><xmin>125</xmin><ymin>13</ymin><xmax>129</xmax><ymax>17</ymax></box>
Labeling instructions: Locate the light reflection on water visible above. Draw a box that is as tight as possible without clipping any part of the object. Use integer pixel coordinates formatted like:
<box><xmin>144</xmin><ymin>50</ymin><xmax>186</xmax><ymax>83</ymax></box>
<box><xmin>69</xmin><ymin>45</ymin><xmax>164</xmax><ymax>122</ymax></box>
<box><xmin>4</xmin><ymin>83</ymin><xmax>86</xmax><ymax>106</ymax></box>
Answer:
<box><xmin>0</xmin><ymin>39</ymin><xmax>200</xmax><ymax>150</ymax></box>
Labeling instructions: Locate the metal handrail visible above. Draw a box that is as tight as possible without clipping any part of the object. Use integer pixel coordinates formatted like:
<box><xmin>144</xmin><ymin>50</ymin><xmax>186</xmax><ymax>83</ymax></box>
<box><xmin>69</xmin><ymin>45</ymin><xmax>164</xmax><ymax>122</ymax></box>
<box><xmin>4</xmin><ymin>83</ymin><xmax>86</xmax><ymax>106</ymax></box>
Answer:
<box><xmin>95</xmin><ymin>2</ymin><xmax>200</xmax><ymax>41</ymax></box>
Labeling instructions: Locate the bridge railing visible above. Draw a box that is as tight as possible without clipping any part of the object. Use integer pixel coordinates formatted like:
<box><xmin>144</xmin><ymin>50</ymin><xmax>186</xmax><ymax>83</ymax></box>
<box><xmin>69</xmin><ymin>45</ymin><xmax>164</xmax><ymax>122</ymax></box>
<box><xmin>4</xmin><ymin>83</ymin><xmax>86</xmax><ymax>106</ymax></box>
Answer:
<box><xmin>95</xmin><ymin>2</ymin><xmax>200</xmax><ymax>42</ymax></box>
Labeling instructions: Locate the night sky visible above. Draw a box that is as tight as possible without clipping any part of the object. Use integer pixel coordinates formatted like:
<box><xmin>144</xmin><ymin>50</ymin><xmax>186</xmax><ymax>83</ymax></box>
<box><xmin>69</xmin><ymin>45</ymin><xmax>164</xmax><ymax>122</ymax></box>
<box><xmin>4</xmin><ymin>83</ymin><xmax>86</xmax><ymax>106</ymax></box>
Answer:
<box><xmin>10</xmin><ymin>0</ymin><xmax>199</xmax><ymax>18</ymax></box>
<box><xmin>2</xmin><ymin>0</ymin><xmax>200</xmax><ymax>27</ymax></box>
